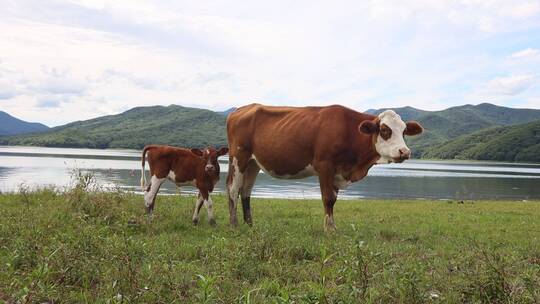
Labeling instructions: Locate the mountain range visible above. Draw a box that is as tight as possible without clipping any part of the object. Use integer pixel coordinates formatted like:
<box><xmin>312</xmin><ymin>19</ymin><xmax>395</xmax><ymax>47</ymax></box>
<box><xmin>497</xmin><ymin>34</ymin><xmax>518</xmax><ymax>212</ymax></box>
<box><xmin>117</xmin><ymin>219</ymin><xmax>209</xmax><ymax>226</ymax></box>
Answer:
<box><xmin>366</xmin><ymin>103</ymin><xmax>540</xmax><ymax>160</ymax></box>
<box><xmin>1</xmin><ymin>103</ymin><xmax>539</xmax><ymax>162</ymax></box>
<box><xmin>0</xmin><ymin>111</ymin><xmax>50</xmax><ymax>136</ymax></box>
<box><xmin>0</xmin><ymin>105</ymin><xmax>227</xmax><ymax>149</ymax></box>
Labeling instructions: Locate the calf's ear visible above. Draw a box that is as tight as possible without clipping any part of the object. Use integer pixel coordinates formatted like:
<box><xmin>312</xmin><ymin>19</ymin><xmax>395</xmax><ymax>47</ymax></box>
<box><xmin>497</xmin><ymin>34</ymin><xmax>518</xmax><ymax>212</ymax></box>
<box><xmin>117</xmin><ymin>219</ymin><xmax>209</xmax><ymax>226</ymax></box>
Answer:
<box><xmin>217</xmin><ymin>147</ymin><xmax>229</xmax><ymax>156</ymax></box>
<box><xmin>404</xmin><ymin>121</ymin><xmax>423</xmax><ymax>136</ymax></box>
<box><xmin>190</xmin><ymin>148</ymin><xmax>203</xmax><ymax>156</ymax></box>
<box><xmin>358</xmin><ymin>120</ymin><xmax>379</xmax><ymax>134</ymax></box>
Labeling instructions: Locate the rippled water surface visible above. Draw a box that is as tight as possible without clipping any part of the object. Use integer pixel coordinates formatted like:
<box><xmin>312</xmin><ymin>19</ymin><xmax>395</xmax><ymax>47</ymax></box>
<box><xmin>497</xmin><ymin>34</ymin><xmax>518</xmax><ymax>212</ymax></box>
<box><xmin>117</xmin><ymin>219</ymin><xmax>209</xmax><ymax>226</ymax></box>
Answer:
<box><xmin>1</xmin><ymin>146</ymin><xmax>539</xmax><ymax>200</ymax></box>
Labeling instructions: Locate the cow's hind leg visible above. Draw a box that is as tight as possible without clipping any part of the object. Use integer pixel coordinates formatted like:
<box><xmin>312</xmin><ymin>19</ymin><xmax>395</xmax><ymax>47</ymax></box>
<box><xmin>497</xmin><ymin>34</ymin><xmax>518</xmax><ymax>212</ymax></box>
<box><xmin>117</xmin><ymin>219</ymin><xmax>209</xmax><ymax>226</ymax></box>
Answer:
<box><xmin>240</xmin><ymin>159</ymin><xmax>260</xmax><ymax>226</ymax></box>
<box><xmin>144</xmin><ymin>175</ymin><xmax>165</xmax><ymax>217</ymax></box>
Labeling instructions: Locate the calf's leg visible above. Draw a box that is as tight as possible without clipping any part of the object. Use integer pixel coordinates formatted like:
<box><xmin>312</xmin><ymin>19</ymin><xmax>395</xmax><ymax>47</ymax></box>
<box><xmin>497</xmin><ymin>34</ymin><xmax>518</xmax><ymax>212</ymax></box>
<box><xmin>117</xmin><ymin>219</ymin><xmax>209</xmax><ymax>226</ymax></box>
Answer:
<box><xmin>144</xmin><ymin>175</ymin><xmax>165</xmax><ymax>216</ymax></box>
<box><xmin>192</xmin><ymin>190</ymin><xmax>216</xmax><ymax>226</ymax></box>
<box><xmin>192</xmin><ymin>192</ymin><xmax>205</xmax><ymax>225</ymax></box>
<box><xmin>204</xmin><ymin>196</ymin><xmax>216</xmax><ymax>226</ymax></box>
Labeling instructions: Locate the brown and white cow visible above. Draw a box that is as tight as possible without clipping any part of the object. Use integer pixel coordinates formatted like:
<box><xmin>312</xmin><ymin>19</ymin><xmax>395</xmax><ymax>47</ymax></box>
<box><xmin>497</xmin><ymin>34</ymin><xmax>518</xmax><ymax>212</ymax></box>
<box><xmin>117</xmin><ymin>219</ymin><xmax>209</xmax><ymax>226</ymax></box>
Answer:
<box><xmin>226</xmin><ymin>104</ymin><xmax>423</xmax><ymax>231</ymax></box>
<box><xmin>140</xmin><ymin>145</ymin><xmax>228</xmax><ymax>225</ymax></box>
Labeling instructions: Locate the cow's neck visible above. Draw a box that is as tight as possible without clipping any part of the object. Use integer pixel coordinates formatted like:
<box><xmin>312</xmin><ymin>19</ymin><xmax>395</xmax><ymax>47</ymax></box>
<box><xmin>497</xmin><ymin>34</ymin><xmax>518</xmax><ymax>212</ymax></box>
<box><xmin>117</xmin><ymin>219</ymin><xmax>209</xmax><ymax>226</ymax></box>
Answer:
<box><xmin>342</xmin><ymin>140</ymin><xmax>380</xmax><ymax>183</ymax></box>
<box><xmin>349</xmin><ymin>156</ymin><xmax>379</xmax><ymax>182</ymax></box>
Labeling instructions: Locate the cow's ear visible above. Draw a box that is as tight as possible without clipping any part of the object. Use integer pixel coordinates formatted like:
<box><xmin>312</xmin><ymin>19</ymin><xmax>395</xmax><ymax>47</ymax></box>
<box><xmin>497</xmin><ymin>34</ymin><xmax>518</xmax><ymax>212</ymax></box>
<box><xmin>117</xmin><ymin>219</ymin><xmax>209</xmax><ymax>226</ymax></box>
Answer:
<box><xmin>190</xmin><ymin>148</ymin><xmax>203</xmax><ymax>157</ymax></box>
<box><xmin>217</xmin><ymin>147</ymin><xmax>229</xmax><ymax>156</ymax></box>
<box><xmin>358</xmin><ymin>120</ymin><xmax>379</xmax><ymax>134</ymax></box>
<box><xmin>404</xmin><ymin>121</ymin><xmax>423</xmax><ymax>136</ymax></box>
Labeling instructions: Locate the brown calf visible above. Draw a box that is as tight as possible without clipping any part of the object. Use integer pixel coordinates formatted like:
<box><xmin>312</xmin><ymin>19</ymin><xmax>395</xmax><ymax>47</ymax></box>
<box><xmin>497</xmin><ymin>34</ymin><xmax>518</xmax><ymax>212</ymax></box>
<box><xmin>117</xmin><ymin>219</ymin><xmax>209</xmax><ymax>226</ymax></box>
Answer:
<box><xmin>141</xmin><ymin>145</ymin><xmax>228</xmax><ymax>225</ymax></box>
<box><xmin>226</xmin><ymin>104</ymin><xmax>423</xmax><ymax>231</ymax></box>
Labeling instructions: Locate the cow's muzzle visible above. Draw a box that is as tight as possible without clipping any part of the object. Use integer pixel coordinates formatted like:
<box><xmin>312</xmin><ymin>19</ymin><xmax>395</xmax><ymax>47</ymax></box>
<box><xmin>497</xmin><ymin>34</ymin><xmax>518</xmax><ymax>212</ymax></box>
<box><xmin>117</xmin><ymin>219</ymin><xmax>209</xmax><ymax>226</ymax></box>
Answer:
<box><xmin>393</xmin><ymin>148</ymin><xmax>411</xmax><ymax>163</ymax></box>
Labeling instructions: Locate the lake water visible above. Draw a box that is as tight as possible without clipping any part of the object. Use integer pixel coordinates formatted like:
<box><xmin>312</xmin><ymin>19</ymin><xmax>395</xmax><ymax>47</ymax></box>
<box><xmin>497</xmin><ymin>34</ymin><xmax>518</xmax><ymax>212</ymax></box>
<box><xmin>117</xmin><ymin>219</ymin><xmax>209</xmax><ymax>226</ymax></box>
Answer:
<box><xmin>1</xmin><ymin>146</ymin><xmax>539</xmax><ymax>200</ymax></box>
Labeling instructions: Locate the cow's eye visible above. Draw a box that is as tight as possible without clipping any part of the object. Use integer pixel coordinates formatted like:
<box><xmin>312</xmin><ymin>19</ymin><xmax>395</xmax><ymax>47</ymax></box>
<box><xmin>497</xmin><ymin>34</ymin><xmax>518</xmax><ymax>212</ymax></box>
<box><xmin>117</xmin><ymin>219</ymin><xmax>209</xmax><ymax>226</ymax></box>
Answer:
<box><xmin>380</xmin><ymin>125</ymin><xmax>392</xmax><ymax>140</ymax></box>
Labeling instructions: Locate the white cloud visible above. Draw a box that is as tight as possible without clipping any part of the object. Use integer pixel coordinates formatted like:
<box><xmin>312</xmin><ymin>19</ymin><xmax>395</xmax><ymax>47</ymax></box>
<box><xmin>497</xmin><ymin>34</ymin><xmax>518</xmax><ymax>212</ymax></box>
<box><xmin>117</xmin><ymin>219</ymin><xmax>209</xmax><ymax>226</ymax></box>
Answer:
<box><xmin>508</xmin><ymin>1</ymin><xmax>540</xmax><ymax>18</ymax></box>
<box><xmin>30</xmin><ymin>78</ymin><xmax>86</xmax><ymax>95</ymax></box>
<box><xmin>485</xmin><ymin>74</ymin><xmax>537</xmax><ymax>96</ymax></box>
<box><xmin>510</xmin><ymin>48</ymin><xmax>540</xmax><ymax>59</ymax></box>
<box><xmin>36</xmin><ymin>97</ymin><xmax>61</xmax><ymax>108</ymax></box>
<box><xmin>521</xmin><ymin>96</ymin><xmax>540</xmax><ymax>108</ymax></box>
<box><xmin>0</xmin><ymin>82</ymin><xmax>18</xmax><ymax>100</ymax></box>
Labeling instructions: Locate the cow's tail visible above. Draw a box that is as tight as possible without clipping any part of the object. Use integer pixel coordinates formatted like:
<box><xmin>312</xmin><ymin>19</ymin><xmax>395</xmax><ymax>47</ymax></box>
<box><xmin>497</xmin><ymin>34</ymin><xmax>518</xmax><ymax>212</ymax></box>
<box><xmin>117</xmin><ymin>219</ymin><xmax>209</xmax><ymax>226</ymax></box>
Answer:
<box><xmin>140</xmin><ymin>145</ymin><xmax>153</xmax><ymax>191</ymax></box>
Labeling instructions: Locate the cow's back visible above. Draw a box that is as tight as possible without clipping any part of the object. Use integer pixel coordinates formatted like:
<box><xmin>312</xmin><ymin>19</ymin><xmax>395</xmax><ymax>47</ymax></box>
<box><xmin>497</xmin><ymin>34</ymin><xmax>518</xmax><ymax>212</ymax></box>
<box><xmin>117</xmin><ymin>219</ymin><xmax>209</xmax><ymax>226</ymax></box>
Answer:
<box><xmin>227</xmin><ymin>104</ymin><xmax>358</xmax><ymax>175</ymax></box>
<box><xmin>146</xmin><ymin>146</ymin><xmax>198</xmax><ymax>180</ymax></box>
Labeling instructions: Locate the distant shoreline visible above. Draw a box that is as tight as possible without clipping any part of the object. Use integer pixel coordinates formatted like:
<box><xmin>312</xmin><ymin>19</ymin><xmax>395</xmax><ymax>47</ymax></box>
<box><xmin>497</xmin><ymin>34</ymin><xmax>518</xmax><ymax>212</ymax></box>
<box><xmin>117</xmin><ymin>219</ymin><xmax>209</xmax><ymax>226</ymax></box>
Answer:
<box><xmin>1</xmin><ymin>143</ymin><xmax>538</xmax><ymax>164</ymax></box>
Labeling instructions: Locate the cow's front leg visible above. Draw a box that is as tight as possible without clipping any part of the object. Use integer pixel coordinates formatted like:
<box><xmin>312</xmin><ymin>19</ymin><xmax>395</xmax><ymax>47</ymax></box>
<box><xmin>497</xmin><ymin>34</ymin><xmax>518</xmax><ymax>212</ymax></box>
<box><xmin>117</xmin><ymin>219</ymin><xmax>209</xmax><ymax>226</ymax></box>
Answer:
<box><xmin>192</xmin><ymin>192</ymin><xmax>205</xmax><ymax>225</ymax></box>
<box><xmin>204</xmin><ymin>195</ymin><xmax>216</xmax><ymax>226</ymax></box>
<box><xmin>240</xmin><ymin>159</ymin><xmax>260</xmax><ymax>226</ymax></box>
<box><xmin>317</xmin><ymin>168</ymin><xmax>338</xmax><ymax>232</ymax></box>
<box><xmin>226</xmin><ymin>157</ymin><xmax>244</xmax><ymax>227</ymax></box>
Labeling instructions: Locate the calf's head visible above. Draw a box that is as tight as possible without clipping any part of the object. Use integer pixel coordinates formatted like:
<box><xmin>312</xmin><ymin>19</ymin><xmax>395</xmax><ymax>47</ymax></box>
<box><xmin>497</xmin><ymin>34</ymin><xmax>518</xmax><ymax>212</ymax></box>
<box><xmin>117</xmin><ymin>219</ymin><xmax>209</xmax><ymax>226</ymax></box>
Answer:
<box><xmin>191</xmin><ymin>147</ymin><xmax>229</xmax><ymax>173</ymax></box>
<box><xmin>359</xmin><ymin>110</ymin><xmax>423</xmax><ymax>163</ymax></box>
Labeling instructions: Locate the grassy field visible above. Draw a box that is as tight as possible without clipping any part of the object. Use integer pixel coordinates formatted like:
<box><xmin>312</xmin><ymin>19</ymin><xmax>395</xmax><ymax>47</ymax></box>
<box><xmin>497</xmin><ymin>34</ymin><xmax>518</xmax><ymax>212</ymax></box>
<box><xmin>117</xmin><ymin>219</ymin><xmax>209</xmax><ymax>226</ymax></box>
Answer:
<box><xmin>1</xmin><ymin>183</ymin><xmax>539</xmax><ymax>303</ymax></box>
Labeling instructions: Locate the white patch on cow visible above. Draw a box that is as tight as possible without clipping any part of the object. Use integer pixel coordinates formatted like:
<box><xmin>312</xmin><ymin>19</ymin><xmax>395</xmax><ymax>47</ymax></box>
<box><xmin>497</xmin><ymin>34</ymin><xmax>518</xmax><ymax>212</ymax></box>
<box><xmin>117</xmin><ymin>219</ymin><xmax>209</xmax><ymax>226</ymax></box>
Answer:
<box><xmin>227</xmin><ymin>157</ymin><xmax>243</xmax><ymax>225</ymax></box>
<box><xmin>333</xmin><ymin>174</ymin><xmax>352</xmax><ymax>189</ymax></box>
<box><xmin>376</xmin><ymin>156</ymin><xmax>391</xmax><ymax>164</ymax></box>
<box><xmin>252</xmin><ymin>155</ymin><xmax>317</xmax><ymax>179</ymax></box>
<box><xmin>144</xmin><ymin>175</ymin><xmax>165</xmax><ymax>207</ymax></box>
<box><xmin>167</xmin><ymin>170</ymin><xmax>196</xmax><ymax>187</ymax></box>
<box><xmin>205</xmin><ymin>197</ymin><xmax>215</xmax><ymax>221</ymax></box>
<box><xmin>374</xmin><ymin>110</ymin><xmax>409</xmax><ymax>163</ymax></box>
<box><xmin>229</xmin><ymin>157</ymin><xmax>243</xmax><ymax>200</ymax></box>
<box><xmin>192</xmin><ymin>195</ymin><xmax>204</xmax><ymax>223</ymax></box>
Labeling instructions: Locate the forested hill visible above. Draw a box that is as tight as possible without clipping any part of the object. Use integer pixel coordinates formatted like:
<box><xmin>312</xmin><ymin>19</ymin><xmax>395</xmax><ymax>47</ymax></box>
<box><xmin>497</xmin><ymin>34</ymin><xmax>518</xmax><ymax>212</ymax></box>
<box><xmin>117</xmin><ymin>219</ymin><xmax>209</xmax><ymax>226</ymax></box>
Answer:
<box><xmin>422</xmin><ymin>120</ymin><xmax>540</xmax><ymax>162</ymax></box>
<box><xmin>1</xmin><ymin>102</ymin><xmax>540</xmax><ymax>162</ymax></box>
<box><xmin>0</xmin><ymin>111</ymin><xmax>50</xmax><ymax>136</ymax></box>
<box><xmin>0</xmin><ymin>105</ymin><xmax>227</xmax><ymax>149</ymax></box>
<box><xmin>366</xmin><ymin>103</ymin><xmax>540</xmax><ymax>161</ymax></box>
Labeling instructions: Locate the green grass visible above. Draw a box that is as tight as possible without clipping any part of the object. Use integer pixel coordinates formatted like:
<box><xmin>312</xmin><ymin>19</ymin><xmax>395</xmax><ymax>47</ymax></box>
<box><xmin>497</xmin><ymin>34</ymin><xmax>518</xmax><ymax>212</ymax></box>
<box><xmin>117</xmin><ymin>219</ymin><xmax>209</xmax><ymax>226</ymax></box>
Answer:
<box><xmin>1</xmin><ymin>185</ymin><xmax>539</xmax><ymax>303</ymax></box>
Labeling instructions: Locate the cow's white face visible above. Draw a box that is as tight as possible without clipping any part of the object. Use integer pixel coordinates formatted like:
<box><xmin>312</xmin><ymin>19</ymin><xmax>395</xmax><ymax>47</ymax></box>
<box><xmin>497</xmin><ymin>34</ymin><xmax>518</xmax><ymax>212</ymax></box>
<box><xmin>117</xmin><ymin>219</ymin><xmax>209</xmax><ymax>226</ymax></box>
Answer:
<box><xmin>359</xmin><ymin>110</ymin><xmax>423</xmax><ymax>164</ymax></box>
<box><xmin>191</xmin><ymin>146</ymin><xmax>229</xmax><ymax>173</ymax></box>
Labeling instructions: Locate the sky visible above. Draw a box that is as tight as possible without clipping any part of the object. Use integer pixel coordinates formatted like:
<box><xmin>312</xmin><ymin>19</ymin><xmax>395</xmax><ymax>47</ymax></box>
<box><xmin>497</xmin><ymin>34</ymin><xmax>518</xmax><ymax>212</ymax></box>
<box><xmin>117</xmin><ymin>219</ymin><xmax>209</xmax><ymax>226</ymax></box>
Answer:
<box><xmin>1</xmin><ymin>0</ymin><xmax>540</xmax><ymax>127</ymax></box>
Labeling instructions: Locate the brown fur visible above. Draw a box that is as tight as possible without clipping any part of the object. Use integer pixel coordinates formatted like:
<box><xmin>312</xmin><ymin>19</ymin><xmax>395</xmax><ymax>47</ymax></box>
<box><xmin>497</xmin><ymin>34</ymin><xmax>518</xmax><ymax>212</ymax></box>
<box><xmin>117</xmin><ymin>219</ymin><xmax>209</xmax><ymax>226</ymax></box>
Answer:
<box><xmin>226</xmin><ymin>103</ymin><xmax>386</xmax><ymax>231</ymax></box>
<box><xmin>141</xmin><ymin>145</ymin><xmax>228</xmax><ymax>217</ymax></box>
<box><xmin>405</xmin><ymin>121</ymin><xmax>423</xmax><ymax>136</ymax></box>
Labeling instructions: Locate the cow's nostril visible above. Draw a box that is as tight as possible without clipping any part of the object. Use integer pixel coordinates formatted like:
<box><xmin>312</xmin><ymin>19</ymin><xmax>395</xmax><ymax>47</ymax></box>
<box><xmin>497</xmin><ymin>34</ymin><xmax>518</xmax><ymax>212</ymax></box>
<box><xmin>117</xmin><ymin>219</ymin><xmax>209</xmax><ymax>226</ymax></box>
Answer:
<box><xmin>399</xmin><ymin>148</ymin><xmax>411</xmax><ymax>159</ymax></box>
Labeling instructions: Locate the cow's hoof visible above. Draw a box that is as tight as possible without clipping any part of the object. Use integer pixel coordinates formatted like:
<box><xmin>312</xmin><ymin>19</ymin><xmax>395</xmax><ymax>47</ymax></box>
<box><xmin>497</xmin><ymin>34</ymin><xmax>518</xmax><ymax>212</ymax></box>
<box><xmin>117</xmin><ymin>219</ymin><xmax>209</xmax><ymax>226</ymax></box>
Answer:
<box><xmin>324</xmin><ymin>223</ymin><xmax>337</xmax><ymax>233</ymax></box>
<box><xmin>192</xmin><ymin>218</ymin><xmax>199</xmax><ymax>225</ymax></box>
<box><xmin>209</xmin><ymin>218</ymin><xmax>217</xmax><ymax>227</ymax></box>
